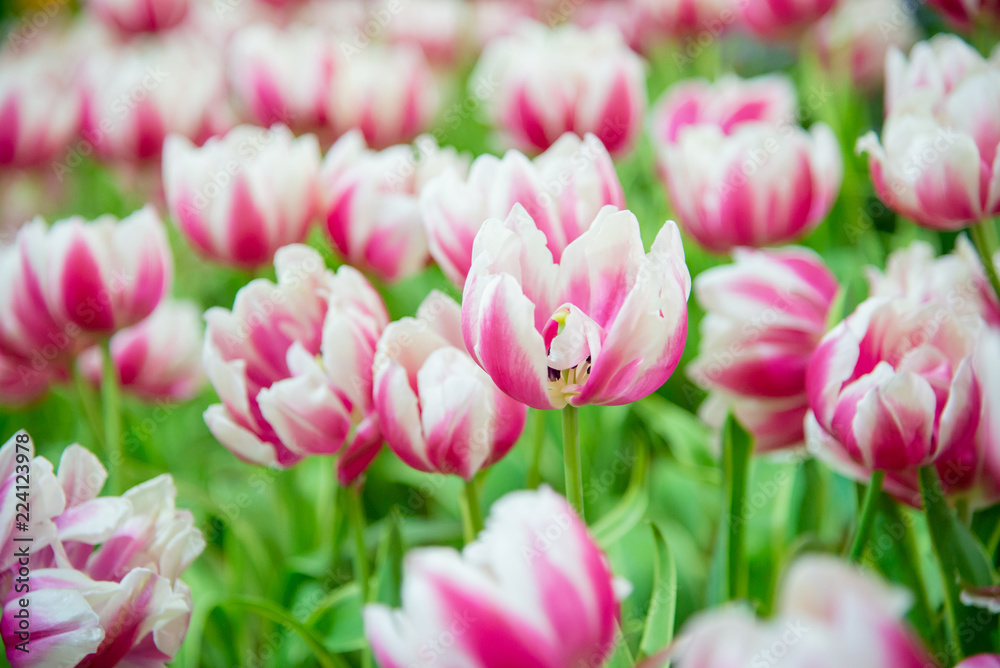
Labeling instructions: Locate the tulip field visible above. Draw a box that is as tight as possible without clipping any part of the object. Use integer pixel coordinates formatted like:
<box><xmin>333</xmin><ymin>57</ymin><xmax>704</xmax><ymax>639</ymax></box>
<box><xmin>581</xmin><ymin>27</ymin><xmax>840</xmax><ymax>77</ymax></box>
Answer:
<box><xmin>2</xmin><ymin>0</ymin><xmax>1000</xmax><ymax>666</ymax></box>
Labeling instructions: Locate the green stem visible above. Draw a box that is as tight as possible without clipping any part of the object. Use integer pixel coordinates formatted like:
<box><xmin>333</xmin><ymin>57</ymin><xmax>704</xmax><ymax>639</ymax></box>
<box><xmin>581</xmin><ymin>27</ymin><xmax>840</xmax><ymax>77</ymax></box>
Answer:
<box><xmin>847</xmin><ymin>470</ymin><xmax>885</xmax><ymax>562</ymax></box>
<box><xmin>345</xmin><ymin>484</ymin><xmax>372</xmax><ymax>668</ymax></box>
<box><xmin>527</xmin><ymin>410</ymin><xmax>546</xmax><ymax>488</ymax></box>
<box><xmin>724</xmin><ymin>438</ymin><xmax>750</xmax><ymax>601</ymax></box>
<box><xmin>460</xmin><ymin>477</ymin><xmax>484</xmax><ymax>544</ymax></box>
<box><xmin>73</xmin><ymin>363</ymin><xmax>104</xmax><ymax>450</ymax></box>
<box><xmin>561</xmin><ymin>405</ymin><xmax>584</xmax><ymax>520</ymax></box>
<box><xmin>919</xmin><ymin>466</ymin><xmax>965</xmax><ymax>664</ymax></box>
<box><xmin>881</xmin><ymin>497</ymin><xmax>939</xmax><ymax>651</ymax></box>
<box><xmin>100</xmin><ymin>339</ymin><xmax>122</xmax><ymax>494</ymax></box>
<box><xmin>969</xmin><ymin>219</ymin><xmax>1000</xmax><ymax>303</ymax></box>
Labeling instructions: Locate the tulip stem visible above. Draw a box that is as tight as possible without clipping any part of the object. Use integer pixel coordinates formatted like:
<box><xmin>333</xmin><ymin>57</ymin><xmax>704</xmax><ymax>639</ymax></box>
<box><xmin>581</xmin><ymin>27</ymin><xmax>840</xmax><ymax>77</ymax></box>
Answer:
<box><xmin>100</xmin><ymin>339</ymin><xmax>122</xmax><ymax>494</ymax></box>
<box><xmin>527</xmin><ymin>409</ymin><xmax>546</xmax><ymax>488</ymax></box>
<box><xmin>969</xmin><ymin>219</ymin><xmax>1000</xmax><ymax>303</ymax></box>
<box><xmin>847</xmin><ymin>470</ymin><xmax>884</xmax><ymax>562</ymax></box>
<box><xmin>346</xmin><ymin>485</ymin><xmax>370</xmax><ymax>603</ymax></box>
<box><xmin>562</xmin><ymin>405</ymin><xmax>585</xmax><ymax>521</ymax></box>
<box><xmin>73</xmin><ymin>364</ymin><xmax>104</xmax><ymax>451</ymax></box>
<box><xmin>919</xmin><ymin>466</ymin><xmax>965</xmax><ymax>664</ymax></box>
<box><xmin>460</xmin><ymin>477</ymin><xmax>484</xmax><ymax>544</ymax></box>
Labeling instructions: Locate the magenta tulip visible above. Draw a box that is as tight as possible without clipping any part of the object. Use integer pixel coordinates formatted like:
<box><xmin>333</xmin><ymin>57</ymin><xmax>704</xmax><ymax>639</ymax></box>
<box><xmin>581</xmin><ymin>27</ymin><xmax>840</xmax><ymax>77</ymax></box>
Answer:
<box><xmin>737</xmin><ymin>0</ymin><xmax>838</xmax><ymax>37</ymax></box>
<box><xmin>462</xmin><ymin>204</ymin><xmax>690</xmax><ymax>409</ymax></box>
<box><xmin>86</xmin><ymin>0</ymin><xmax>191</xmax><ymax>33</ymax></box>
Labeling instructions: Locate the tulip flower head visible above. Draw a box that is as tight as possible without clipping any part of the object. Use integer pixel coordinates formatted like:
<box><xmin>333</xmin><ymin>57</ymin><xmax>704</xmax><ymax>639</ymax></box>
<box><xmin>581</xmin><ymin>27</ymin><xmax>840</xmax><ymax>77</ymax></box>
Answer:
<box><xmin>462</xmin><ymin>204</ymin><xmax>690</xmax><ymax>409</ymax></box>
<box><xmin>374</xmin><ymin>291</ymin><xmax>527</xmax><ymax>480</ymax></box>
<box><xmin>86</xmin><ymin>0</ymin><xmax>191</xmax><ymax>33</ymax></box>
<box><xmin>163</xmin><ymin>124</ymin><xmax>321</xmax><ymax>268</ymax></box>
<box><xmin>472</xmin><ymin>21</ymin><xmax>647</xmax><ymax>156</ymax></box>
<box><xmin>365</xmin><ymin>485</ymin><xmax>627</xmax><ymax>668</ymax></box>
<box><xmin>0</xmin><ymin>54</ymin><xmax>80</xmax><ymax>169</ymax></box>
<box><xmin>737</xmin><ymin>0</ymin><xmax>839</xmax><ymax>38</ymax></box>
<box><xmin>689</xmin><ymin>246</ymin><xmax>840</xmax><ymax>452</ymax></box>
<box><xmin>652</xmin><ymin>74</ymin><xmax>842</xmax><ymax>252</ymax></box>
<box><xmin>420</xmin><ymin>132</ymin><xmax>625</xmax><ymax>287</ymax></box>
<box><xmin>858</xmin><ymin>35</ymin><xmax>1000</xmax><ymax>230</ymax></box>
<box><xmin>203</xmin><ymin>245</ymin><xmax>389</xmax><ymax>483</ymax></box>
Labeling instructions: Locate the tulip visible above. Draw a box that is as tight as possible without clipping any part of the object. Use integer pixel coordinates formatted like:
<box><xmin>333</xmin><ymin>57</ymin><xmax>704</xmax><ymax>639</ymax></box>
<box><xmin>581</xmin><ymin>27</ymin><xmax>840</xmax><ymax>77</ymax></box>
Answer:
<box><xmin>81</xmin><ymin>33</ymin><xmax>229</xmax><ymax>162</ymax></box>
<box><xmin>0</xmin><ymin>351</ymin><xmax>56</xmax><ymax>405</ymax></box>
<box><xmin>688</xmin><ymin>246</ymin><xmax>840</xmax><ymax>452</ymax></box>
<box><xmin>672</xmin><ymin>555</ymin><xmax>936</xmax><ymax>667</ymax></box>
<box><xmin>34</xmin><ymin>206</ymin><xmax>173</xmax><ymax>335</ymax></box>
<box><xmin>385</xmin><ymin>0</ymin><xmax>470</xmax><ymax>64</ymax></box>
<box><xmin>462</xmin><ymin>204</ymin><xmax>690</xmax><ymax>409</ymax></box>
<box><xmin>813</xmin><ymin>0</ymin><xmax>920</xmax><ymax>90</ymax></box>
<box><xmin>652</xmin><ymin>75</ymin><xmax>842</xmax><ymax>252</ymax></box>
<box><xmin>858</xmin><ymin>36</ymin><xmax>1000</xmax><ymax>230</ymax></box>
<box><xmin>0</xmin><ymin>437</ymin><xmax>203</xmax><ymax>668</ymax></box>
<box><xmin>228</xmin><ymin>23</ymin><xmax>336</xmax><ymax>136</ymax></box>
<box><xmin>471</xmin><ymin>21</ymin><xmax>647</xmax><ymax>156</ymax></box>
<box><xmin>86</xmin><ymin>0</ymin><xmax>191</xmax><ymax>33</ymax></box>
<box><xmin>321</xmin><ymin>131</ymin><xmax>467</xmax><ymax>283</ymax></box>
<box><xmin>365</xmin><ymin>486</ymin><xmax>626</xmax><ymax>668</ymax></box>
<box><xmin>374</xmin><ymin>291</ymin><xmax>527</xmax><ymax>480</ymax></box>
<box><xmin>328</xmin><ymin>44</ymin><xmax>439</xmax><ymax>150</ymax></box>
<box><xmin>737</xmin><ymin>0</ymin><xmax>838</xmax><ymax>38</ymax></box>
<box><xmin>924</xmin><ymin>0</ymin><xmax>1000</xmax><ymax>28</ymax></box>
<box><xmin>203</xmin><ymin>244</ymin><xmax>389</xmax><ymax>483</ymax></box>
<box><xmin>806</xmin><ymin>296</ymin><xmax>982</xmax><ymax>475</ymax></box>
<box><xmin>163</xmin><ymin>124</ymin><xmax>321</xmax><ymax>268</ymax></box>
<box><xmin>0</xmin><ymin>55</ymin><xmax>80</xmax><ymax>169</ymax></box>
<box><xmin>633</xmin><ymin>0</ymin><xmax>737</xmax><ymax>43</ymax></box>
<box><xmin>77</xmin><ymin>300</ymin><xmax>205</xmax><ymax>402</ymax></box>
<box><xmin>570</xmin><ymin>0</ymin><xmax>644</xmax><ymax>52</ymax></box>
<box><xmin>0</xmin><ymin>432</ymin><xmax>64</xmax><ymax>572</ymax></box>
<box><xmin>421</xmin><ymin>132</ymin><xmax>624</xmax><ymax>287</ymax></box>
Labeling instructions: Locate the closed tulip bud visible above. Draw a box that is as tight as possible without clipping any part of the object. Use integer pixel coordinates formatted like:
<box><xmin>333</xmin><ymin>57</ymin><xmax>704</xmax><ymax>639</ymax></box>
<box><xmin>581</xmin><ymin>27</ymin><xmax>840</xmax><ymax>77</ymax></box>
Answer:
<box><xmin>472</xmin><ymin>21</ymin><xmax>647</xmax><ymax>156</ymax></box>
<box><xmin>462</xmin><ymin>204</ymin><xmax>690</xmax><ymax>409</ymax></box>
<box><xmin>652</xmin><ymin>75</ymin><xmax>842</xmax><ymax>252</ymax></box>
<box><xmin>203</xmin><ymin>245</ymin><xmax>389</xmax><ymax>483</ymax></box>
<box><xmin>689</xmin><ymin>247</ymin><xmax>840</xmax><ymax>452</ymax></box>
<box><xmin>365</xmin><ymin>486</ymin><xmax>627</xmax><ymax>668</ymax></box>
<box><xmin>164</xmin><ymin>124</ymin><xmax>321</xmax><ymax>268</ymax></box>
<box><xmin>858</xmin><ymin>35</ymin><xmax>1000</xmax><ymax>230</ymax></box>
<box><xmin>374</xmin><ymin>291</ymin><xmax>527</xmax><ymax>480</ymax></box>
<box><xmin>737</xmin><ymin>0</ymin><xmax>838</xmax><ymax>38</ymax></box>
<box><xmin>86</xmin><ymin>0</ymin><xmax>191</xmax><ymax>33</ymax></box>
<box><xmin>321</xmin><ymin>131</ymin><xmax>467</xmax><ymax>283</ymax></box>
<box><xmin>228</xmin><ymin>23</ymin><xmax>336</xmax><ymax>135</ymax></box>
<box><xmin>77</xmin><ymin>300</ymin><xmax>205</xmax><ymax>402</ymax></box>
<box><xmin>329</xmin><ymin>44</ymin><xmax>439</xmax><ymax>150</ymax></box>
<box><xmin>421</xmin><ymin>132</ymin><xmax>624</xmax><ymax>287</ymax></box>
<box><xmin>806</xmin><ymin>296</ymin><xmax>982</xmax><ymax>474</ymax></box>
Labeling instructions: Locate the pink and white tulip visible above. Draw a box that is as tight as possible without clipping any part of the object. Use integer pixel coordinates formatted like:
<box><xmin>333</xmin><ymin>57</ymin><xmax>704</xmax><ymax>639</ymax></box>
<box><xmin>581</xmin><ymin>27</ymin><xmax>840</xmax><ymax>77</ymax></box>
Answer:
<box><xmin>689</xmin><ymin>247</ymin><xmax>840</xmax><ymax>452</ymax></box>
<box><xmin>806</xmin><ymin>295</ymin><xmax>982</xmax><ymax>475</ymax></box>
<box><xmin>737</xmin><ymin>0</ymin><xmax>839</xmax><ymax>38</ymax></box>
<box><xmin>858</xmin><ymin>36</ymin><xmax>1000</xmax><ymax>230</ymax></box>
<box><xmin>420</xmin><ymin>132</ymin><xmax>625</xmax><ymax>286</ymax></box>
<box><xmin>0</xmin><ymin>436</ymin><xmax>203</xmax><ymax>668</ymax></box>
<box><xmin>813</xmin><ymin>0</ymin><xmax>920</xmax><ymax>90</ymax></box>
<box><xmin>957</xmin><ymin>656</ymin><xmax>1000</xmax><ymax>668</ymax></box>
<box><xmin>374</xmin><ymin>291</ymin><xmax>527</xmax><ymax>480</ymax></box>
<box><xmin>462</xmin><ymin>204</ymin><xmax>690</xmax><ymax>410</ymax></box>
<box><xmin>203</xmin><ymin>245</ymin><xmax>389</xmax><ymax>483</ymax></box>
<box><xmin>652</xmin><ymin>75</ymin><xmax>842</xmax><ymax>252</ymax></box>
<box><xmin>228</xmin><ymin>23</ymin><xmax>336</xmax><ymax>136</ymax></box>
<box><xmin>924</xmin><ymin>0</ymin><xmax>1000</xmax><ymax>28</ymax></box>
<box><xmin>385</xmin><ymin>0</ymin><xmax>470</xmax><ymax>64</ymax></box>
<box><xmin>163</xmin><ymin>124</ymin><xmax>321</xmax><ymax>268</ymax></box>
<box><xmin>365</xmin><ymin>485</ymin><xmax>626</xmax><ymax>668</ymax></box>
<box><xmin>82</xmin><ymin>33</ymin><xmax>229</xmax><ymax>162</ymax></box>
<box><xmin>0</xmin><ymin>55</ymin><xmax>80</xmax><ymax>169</ymax></box>
<box><xmin>328</xmin><ymin>44</ymin><xmax>439</xmax><ymax>150</ymax></box>
<box><xmin>472</xmin><ymin>21</ymin><xmax>647</xmax><ymax>156</ymax></box>
<box><xmin>0</xmin><ymin>432</ymin><xmax>64</xmax><ymax>572</ymax></box>
<box><xmin>633</xmin><ymin>0</ymin><xmax>737</xmax><ymax>43</ymax></box>
<box><xmin>77</xmin><ymin>300</ymin><xmax>205</xmax><ymax>402</ymax></box>
<box><xmin>321</xmin><ymin>131</ymin><xmax>467</xmax><ymax>283</ymax></box>
<box><xmin>672</xmin><ymin>555</ymin><xmax>936</xmax><ymax>668</ymax></box>
<box><xmin>86</xmin><ymin>0</ymin><xmax>191</xmax><ymax>33</ymax></box>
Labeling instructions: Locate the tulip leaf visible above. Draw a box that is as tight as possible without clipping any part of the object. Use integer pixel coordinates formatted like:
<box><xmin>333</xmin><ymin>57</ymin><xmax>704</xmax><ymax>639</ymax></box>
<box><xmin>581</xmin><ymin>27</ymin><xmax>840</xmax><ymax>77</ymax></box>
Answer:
<box><xmin>946</xmin><ymin>511</ymin><xmax>997</xmax><ymax>588</ymax></box>
<box><xmin>639</xmin><ymin>523</ymin><xmax>677</xmax><ymax>662</ymax></box>
<box><xmin>604</xmin><ymin>623</ymin><xmax>636</xmax><ymax>668</ymax></box>
<box><xmin>722</xmin><ymin>413</ymin><xmax>753</xmax><ymax>601</ymax></box>
<box><xmin>593</xmin><ymin>442</ymin><xmax>649</xmax><ymax>549</ymax></box>
<box><xmin>374</xmin><ymin>512</ymin><xmax>405</xmax><ymax>608</ymax></box>
<box><xmin>223</xmin><ymin>597</ymin><xmax>350</xmax><ymax>668</ymax></box>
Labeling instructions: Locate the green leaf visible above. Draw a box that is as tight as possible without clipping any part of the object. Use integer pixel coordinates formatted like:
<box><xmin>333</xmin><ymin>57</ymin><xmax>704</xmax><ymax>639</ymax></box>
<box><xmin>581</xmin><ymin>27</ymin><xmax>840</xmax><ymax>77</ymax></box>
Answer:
<box><xmin>639</xmin><ymin>524</ymin><xmax>677</xmax><ymax>661</ymax></box>
<box><xmin>603</xmin><ymin>623</ymin><xmax>636</xmax><ymax>668</ymax></box>
<box><xmin>374</xmin><ymin>511</ymin><xmax>404</xmax><ymax>607</ymax></box>
<box><xmin>222</xmin><ymin>597</ymin><xmax>350</xmax><ymax>668</ymax></box>
<box><xmin>592</xmin><ymin>443</ymin><xmax>649</xmax><ymax>549</ymax></box>
<box><xmin>946</xmin><ymin>511</ymin><xmax>996</xmax><ymax>588</ymax></box>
